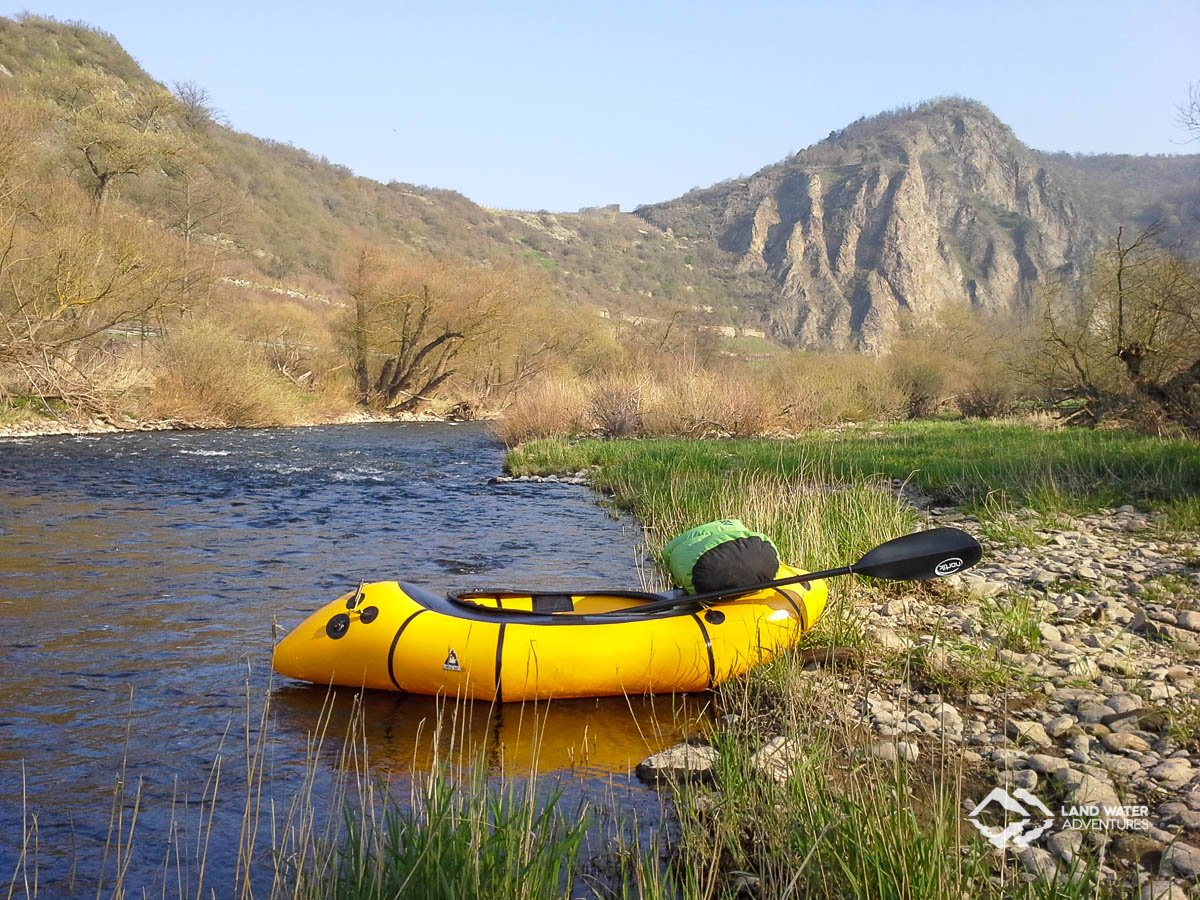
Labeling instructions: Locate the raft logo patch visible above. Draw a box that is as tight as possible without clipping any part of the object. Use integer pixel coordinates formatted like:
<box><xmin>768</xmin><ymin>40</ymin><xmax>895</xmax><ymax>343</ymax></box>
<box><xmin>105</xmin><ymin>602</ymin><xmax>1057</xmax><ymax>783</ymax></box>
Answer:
<box><xmin>442</xmin><ymin>649</ymin><xmax>462</xmax><ymax>671</ymax></box>
<box><xmin>934</xmin><ymin>557</ymin><xmax>964</xmax><ymax>576</ymax></box>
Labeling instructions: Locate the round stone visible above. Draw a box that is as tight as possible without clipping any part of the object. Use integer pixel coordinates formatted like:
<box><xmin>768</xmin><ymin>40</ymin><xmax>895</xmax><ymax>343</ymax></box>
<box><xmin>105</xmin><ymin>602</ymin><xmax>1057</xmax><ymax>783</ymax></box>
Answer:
<box><xmin>1102</xmin><ymin>732</ymin><xmax>1151</xmax><ymax>754</ymax></box>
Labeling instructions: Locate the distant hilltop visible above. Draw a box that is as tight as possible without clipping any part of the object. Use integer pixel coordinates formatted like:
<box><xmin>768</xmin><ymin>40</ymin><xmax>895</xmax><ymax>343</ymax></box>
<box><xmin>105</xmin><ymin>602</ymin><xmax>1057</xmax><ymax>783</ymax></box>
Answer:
<box><xmin>1</xmin><ymin>16</ymin><xmax>1197</xmax><ymax>351</ymax></box>
<box><xmin>636</xmin><ymin>98</ymin><xmax>1200</xmax><ymax>350</ymax></box>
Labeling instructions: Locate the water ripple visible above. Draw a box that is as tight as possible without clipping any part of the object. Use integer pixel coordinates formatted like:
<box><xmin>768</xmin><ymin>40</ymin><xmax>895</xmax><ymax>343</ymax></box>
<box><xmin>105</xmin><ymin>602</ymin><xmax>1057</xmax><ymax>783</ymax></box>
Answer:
<box><xmin>0</xmin><ymin>422</ymin><xmax>673</xmax><ymax>892</ymax></box>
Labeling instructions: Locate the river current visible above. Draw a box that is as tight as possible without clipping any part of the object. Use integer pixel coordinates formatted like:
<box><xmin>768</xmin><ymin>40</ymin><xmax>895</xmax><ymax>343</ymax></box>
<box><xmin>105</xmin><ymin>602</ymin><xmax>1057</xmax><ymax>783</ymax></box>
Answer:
<box><xmin>0</xmin><ymin>423</ymin><xmax>700</xmax><ymax>895</ymax></box>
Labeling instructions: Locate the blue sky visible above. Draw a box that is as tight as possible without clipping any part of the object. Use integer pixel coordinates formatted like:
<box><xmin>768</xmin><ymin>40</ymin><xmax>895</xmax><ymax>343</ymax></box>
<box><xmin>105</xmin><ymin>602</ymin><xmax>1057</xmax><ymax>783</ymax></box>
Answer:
<box><xmin>13</xmin><ymin>0</ymin><xmax>1200</xmax><ymax>211</ymax></box>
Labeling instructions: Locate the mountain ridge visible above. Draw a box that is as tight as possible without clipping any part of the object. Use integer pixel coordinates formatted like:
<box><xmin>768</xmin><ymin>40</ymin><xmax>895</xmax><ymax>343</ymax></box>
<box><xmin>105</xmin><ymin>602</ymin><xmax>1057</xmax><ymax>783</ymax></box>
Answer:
<box><xmin>2</xmin><ymin>15</ymin><xmax>1197</xmax><ymax>352</ymax></box>
<box><xmin>636</xmin><ymin>97</ymin><xmax>1199</xmax><ymax>350</ymax></box>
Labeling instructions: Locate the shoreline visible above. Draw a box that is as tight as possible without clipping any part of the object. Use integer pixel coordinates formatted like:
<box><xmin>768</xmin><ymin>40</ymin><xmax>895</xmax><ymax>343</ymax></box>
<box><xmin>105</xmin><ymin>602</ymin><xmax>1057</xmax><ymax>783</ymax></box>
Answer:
<box><xmin>0</xmin><ymin>408</ymin><xmax>469</xmax><ymax>440</ymax></box>
<box><xmin>504</xmin><ymin>432</ymin><xmax>1200</xmax><ymax>896</ymax></box>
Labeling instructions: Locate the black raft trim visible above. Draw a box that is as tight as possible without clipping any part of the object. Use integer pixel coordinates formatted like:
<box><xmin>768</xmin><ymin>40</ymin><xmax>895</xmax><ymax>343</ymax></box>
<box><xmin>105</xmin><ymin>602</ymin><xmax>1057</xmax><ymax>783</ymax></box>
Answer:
<box><xmin>387</xmin><ymin>609</ymin><xmax>427</xmax><ymax>691</ymax></box>
<box><xmin>689</xmin><ymin>613</ymin><xmax>716</xmax><ymax>689</ymax></box>
<box><xmin>494</xmin><ymin>623</ymin><xmax>507</xmax><ymax>703</ymax></box>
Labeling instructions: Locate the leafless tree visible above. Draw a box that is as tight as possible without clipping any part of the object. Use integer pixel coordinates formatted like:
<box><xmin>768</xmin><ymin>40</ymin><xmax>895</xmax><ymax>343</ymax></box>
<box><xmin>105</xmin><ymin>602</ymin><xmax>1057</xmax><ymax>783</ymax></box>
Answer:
<box><xmin>1178</xmin><ymin>82</ymin><xmax>1200</xmax><ymax>141</ymax></box>
<box><xmin>172</xmin><ymin>80</ymin><xmax>224</xmax><ymax>132</ymax></box>
<box><xmin>41</xmin><ymin>66</ymin><xmax>182</xmax><ymax>210</ymax></box>
<box><xmin>345</xmin><ymin>249</ymin><xmax>522</xmax><ymax>412</ymax></box>
<box><xmin>1035</xmin><ymin>225</ymin><xmax>1200</xmax><ymax>430</ymax></box>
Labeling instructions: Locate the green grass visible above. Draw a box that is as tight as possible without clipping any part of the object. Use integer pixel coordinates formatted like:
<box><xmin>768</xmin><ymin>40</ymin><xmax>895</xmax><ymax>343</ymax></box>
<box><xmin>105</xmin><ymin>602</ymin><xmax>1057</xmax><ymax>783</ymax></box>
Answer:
<box><xmin>1139</xmin><ymin>573</ymin><xmax>1198</xmax><ymax>606</ymax></box>
<box><xmin>0</xmin><ymin>397</ymin><xmax>64</xmax><ymax>423</ymax></box>
<box><xmin>663</xmin><ymin>685</ymin><xmax>1107</xmax><ymax>900</ymax></box>
<box><xmin>309</xmin><ymin>770</ymin><xmax>590</xmax><ymax>900</ymax></box>
<box><xmin>1151</xmin><ymin>497</ymin><xmax>1200</xmax><ymax>536</ymax></box>
<box><xmin>980</xmin><ymin>594</ymin><xmax>1044</xmax><ymax>652</ymax></box>
<box><xmin>908</xmin><ymin>639</ymin><xmax>1030</xmax><ymax>696</ymax></box>
<box><xmin>683</xmin><ymin>732</ymin><xmax>988</xmax><ymax>898</ymax></box>
<box><xmin>507</xmin><ymin>420</ymin><xmax>1200</xmax><ymax>521</ymax></box>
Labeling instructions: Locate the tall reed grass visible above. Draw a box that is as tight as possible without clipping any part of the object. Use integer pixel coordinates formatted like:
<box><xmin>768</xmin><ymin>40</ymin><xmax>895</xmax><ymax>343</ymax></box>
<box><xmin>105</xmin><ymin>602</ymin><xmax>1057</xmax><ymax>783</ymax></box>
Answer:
<box><xmin>4</xmin><ymin>686</ymin><xmax>645</xmax><ymax>900</ymax></box>
<box><xmin>661</xmin><ymin>654</ymin><xmax>1108</xmax><ymax>900</ymax></box>
<box><xmin>147</xmin><ymin>320</ymin><xmax>316</xmax><ymax>427</ymax></box>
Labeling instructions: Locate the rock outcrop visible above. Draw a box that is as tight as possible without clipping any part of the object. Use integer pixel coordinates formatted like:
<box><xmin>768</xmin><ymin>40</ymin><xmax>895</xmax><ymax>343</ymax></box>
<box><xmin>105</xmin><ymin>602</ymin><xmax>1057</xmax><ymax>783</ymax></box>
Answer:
<box><xmin>637</xmin><ymin>99</ymin><xmax>1133</xmax><ymax>352</ymax></box>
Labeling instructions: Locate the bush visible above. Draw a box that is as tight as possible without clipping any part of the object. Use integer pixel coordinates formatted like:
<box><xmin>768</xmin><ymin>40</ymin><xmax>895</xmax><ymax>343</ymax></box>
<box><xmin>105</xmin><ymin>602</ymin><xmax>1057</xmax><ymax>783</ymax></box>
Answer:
<box><xmin>589</xmin><ymin>376</ymin><xmax>644</xmax><ymax>438</ymax></box>
<box><xmin>148</xmin><ymin>320</ymin><xmax>312</xmax><ymax>426</ymax></box>
<box><xmin>886</xmin><ymin>354</ymin><xmax>947</xmax><ymax>420</ymax></box>
<box><xmin>488</xmin><ymin>377</ymin><xmax>590</xmax><ymax>446</ymax></box>
<box><xmin>954</xmin><ymin>383</ymin><xmax>1012</xmax><ymax>418</ymax></box>
<box><xmin>766</xmin><ymin>352</ymin><xmax>905</xmax><ymax>427</ymax></box>
<box><xmin>642</xmin><ymin>369</ymin><xmax>778</xmax><ymax>437</ymax></box>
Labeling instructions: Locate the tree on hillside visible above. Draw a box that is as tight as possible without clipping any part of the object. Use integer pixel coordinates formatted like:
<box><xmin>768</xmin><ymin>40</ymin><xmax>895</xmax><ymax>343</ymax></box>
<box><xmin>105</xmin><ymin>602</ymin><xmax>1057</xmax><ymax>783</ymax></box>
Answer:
<box><xmin>0</xmin><ymin>185</ymin><xmax>183</xmax><ymax>404</ymax></box>
<box><xmin>1035</xmin><ymin>225</ymin><xmax>1200</xmax><ymax>430</ymax></box>
<box><xmin>345</xmin><ymin>249</ymin><xmax>536</xmax><ymax>412</ymax></box>
<box><xmin>0</xmin><ymin>90</ymin><xmax>197</xmax><ymax>409</ymax></box>
<box><xmin>40</xmin><ymin>66</ymin><xmax>182</xmax><ymax>210</ymax></box>
<box><xmin>159</xmin><ymin>161</ymin><xmax>242</xmax><ymax>309</ymax></box>
<box><xmin>1178</xmin><ymin>82</ymin><xmax>1200</xmax><ymax>140</ymax></box>
<box><xmin>171</xmin><ymin>80</ymin><xmax>223</xmax><ymax>133</ymax></box>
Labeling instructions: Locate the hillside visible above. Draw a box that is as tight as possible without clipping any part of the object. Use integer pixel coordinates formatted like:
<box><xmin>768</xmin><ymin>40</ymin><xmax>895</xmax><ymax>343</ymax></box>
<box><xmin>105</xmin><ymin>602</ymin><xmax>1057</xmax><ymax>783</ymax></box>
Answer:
<box><xmin>0</xmin><ymin>15</ymin><xmax>746</xmax><ymax>340</ymax></box>
<box><xmin>4</xmin><ymin>17</ymin><xmax>1196</xmax><ymax>355</ymax></box>
<box><xmin>637</xmin><ymin>99</ymin><xmax>1200</xmax><ymax>351</ymax></box>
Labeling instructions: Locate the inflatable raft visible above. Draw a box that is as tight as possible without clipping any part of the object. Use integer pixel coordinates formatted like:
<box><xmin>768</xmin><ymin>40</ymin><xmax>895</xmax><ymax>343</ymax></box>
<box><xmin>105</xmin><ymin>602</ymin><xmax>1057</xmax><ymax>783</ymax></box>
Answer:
<box><xmin>272</xmin><ymin>565</ymin><xmax>827</xmax><ymax>701</ymax></box>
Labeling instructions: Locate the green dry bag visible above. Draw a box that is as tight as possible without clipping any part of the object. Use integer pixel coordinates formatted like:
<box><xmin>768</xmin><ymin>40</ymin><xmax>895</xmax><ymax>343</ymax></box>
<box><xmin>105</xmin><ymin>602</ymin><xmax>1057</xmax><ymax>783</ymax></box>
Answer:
<box><xmin>662</xmin><ymin>518</ymin><xmax>780</xmax><ymax>595</ymax></box>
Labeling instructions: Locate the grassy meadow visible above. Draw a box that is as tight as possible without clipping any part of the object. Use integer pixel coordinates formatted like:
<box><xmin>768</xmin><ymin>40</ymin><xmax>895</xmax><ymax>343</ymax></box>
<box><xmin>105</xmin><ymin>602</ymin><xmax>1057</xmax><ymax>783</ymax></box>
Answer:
<box><xmin>507</xmin><ymin>420</ymin><xmax>1200</xmax><ymax>536</ymax></box>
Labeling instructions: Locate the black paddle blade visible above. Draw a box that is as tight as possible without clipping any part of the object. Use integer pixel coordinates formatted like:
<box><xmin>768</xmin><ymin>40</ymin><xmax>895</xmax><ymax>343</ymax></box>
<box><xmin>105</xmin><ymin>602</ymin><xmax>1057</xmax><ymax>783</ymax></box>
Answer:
<box><xmin>852</xmin><ymin>527</ymin><xmax>982</xmax><ymax>581</ymax></box>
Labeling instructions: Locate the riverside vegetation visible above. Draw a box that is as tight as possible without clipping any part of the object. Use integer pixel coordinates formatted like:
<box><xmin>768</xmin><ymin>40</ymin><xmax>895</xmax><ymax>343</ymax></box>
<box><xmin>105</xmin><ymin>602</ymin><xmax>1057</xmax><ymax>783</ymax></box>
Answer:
<box><xmin>501</xmin><ymin>421</ymin><xmax>1200</xmax><ymax>898</ymax></box>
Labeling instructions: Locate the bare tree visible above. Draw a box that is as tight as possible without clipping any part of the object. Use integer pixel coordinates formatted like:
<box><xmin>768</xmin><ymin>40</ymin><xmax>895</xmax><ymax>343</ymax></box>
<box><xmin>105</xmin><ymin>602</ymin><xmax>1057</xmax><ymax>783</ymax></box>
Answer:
<box><xmin>0</xmin><ymin>189</ymin><xmax>183</xmax><ymax>407</ymax></box>
<box><xmin>172</xmin><ymin>80</ymin><xmax>224</xmax><ymax>132</ymax></box>
<box><xmin>1035</xmin><ymin>225</ymin><xmax>1200</xmax><ymax>429</ymax></box>
<box><xmin>1178</xmin><ymin>82</ymin><xmax>1200</xmax><ymax>141</ymax></box>
<box><xmin>160</xmin><ymin>162</ymin><xmax>241</xmax><ymax>310</ymax></box>
<box><xmin>345</xmin><ymin>249</ymin><xmax>521</xmax><ymax>412</ymax></box>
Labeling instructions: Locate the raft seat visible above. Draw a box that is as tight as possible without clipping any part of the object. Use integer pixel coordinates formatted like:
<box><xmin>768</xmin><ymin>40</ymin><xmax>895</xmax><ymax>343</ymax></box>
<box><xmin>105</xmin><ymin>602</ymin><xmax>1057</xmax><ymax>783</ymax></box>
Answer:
<box><xmin>446</xmin><ymin>587</ymin><xmax>676</xmax><ymax>617</ymax></box>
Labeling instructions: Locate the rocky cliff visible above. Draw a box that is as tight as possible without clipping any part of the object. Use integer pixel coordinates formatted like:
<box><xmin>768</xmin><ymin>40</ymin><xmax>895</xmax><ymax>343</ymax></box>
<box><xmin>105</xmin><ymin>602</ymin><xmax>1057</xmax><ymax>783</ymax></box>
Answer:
<box><xmin>636</xmin><ymin>99</ymin><xmax>1192</xmax><ymax>352</ymax></box>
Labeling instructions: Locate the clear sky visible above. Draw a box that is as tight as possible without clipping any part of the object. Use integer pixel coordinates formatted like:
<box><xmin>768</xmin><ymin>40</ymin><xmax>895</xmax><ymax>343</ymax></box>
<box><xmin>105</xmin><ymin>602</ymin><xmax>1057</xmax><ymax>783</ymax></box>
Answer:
<box><xmin>12</xmin><ymin>0</ymin><xmax>1200</xmax><ymax>212</ymax></box>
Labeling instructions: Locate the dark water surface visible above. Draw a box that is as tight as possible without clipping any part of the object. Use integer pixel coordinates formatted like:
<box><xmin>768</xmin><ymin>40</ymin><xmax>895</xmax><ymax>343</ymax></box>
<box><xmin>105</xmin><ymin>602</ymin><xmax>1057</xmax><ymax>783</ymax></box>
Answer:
<box><xmin>0</xmin><ymin>423</ymin><xmax>701</xmax><ymax>895</ymax></box>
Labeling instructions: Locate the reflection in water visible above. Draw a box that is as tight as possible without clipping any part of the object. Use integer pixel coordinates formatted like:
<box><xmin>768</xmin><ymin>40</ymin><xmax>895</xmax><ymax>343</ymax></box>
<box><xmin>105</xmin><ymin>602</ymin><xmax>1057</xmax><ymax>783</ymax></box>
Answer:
<box><xmin>272</xmin><ymin>686</ymin><xmax>710</xmax><ymax>776</ymax></box>
<box><xmin>0</xmin><ymin>423</ymin><xmax>703</xmax><ymax>894</ymax></box>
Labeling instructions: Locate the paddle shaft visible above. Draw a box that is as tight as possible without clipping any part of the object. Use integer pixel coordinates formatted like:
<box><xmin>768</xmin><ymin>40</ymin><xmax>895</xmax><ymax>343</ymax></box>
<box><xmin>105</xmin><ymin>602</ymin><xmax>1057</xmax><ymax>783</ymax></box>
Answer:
<box><xmin>590</xmin><ymin>563</ymin><xmax>855</xmax><ymax>617</ymax></box>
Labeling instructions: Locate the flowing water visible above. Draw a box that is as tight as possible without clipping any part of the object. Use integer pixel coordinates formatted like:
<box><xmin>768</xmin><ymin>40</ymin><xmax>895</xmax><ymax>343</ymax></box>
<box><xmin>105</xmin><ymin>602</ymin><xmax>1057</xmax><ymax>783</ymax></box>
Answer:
<box><xmin>0</xmin><ymin>423</ymin><xmax>705</xmax><ymax>895</ymax></box>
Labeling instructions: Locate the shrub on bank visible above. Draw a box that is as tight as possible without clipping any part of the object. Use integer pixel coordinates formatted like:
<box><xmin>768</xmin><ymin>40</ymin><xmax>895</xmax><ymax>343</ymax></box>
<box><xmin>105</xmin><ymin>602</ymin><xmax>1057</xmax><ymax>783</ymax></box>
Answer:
<box><xmin>488</xmin><ymin>377</ymin><xmax>590</xmax><ymax>445</ymax></box>
<box><xmin>764</xmin><ymin>352</ymin><xmax>905</xmax><ymax>426</ymax></box>
<box><xmin>490</xmin><ymin>315</ymin><xmax>1045</xmax><ymax>444</ymax></box>
<box><xmin>589</xmin><ymin>374</ymin><xmax>645</xmax><ymax>438</ymax></box>
<box><xmin>147</xmin><ymin>320</ymin><xmax>313</xmax><ymax>426</ymax></box>
<box><xmin>642</xmin><ymin>368</ymin><xmax>778</xmax><ymax>437</ymax></box>
<box><xmin>954</xmin><ymin>382</ymin><xmax>1013</xmax><ymax>418</ymax></box>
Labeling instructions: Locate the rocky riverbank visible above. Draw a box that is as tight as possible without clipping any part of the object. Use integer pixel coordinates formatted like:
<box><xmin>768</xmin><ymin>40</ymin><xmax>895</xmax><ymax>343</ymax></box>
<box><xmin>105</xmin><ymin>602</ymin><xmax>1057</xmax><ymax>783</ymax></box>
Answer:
<box><xmin>0</xmin><ymin>408</ymin><xmax>447</xmax><ymax>439</ymax></box>
<box><xmin>638</xmin><ymin>498</ymin><xmax>1200</xmax><ymax>897</ymax></box>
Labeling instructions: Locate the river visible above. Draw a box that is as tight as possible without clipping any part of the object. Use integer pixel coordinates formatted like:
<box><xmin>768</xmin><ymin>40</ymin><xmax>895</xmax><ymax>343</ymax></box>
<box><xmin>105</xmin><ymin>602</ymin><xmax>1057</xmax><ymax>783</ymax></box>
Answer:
<box><xmin>0</xmin><ymin>423</ymin><xmax>704</xmax><ymax>896</ymax></box>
